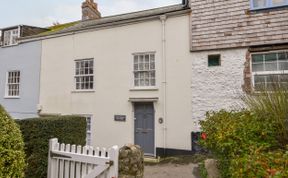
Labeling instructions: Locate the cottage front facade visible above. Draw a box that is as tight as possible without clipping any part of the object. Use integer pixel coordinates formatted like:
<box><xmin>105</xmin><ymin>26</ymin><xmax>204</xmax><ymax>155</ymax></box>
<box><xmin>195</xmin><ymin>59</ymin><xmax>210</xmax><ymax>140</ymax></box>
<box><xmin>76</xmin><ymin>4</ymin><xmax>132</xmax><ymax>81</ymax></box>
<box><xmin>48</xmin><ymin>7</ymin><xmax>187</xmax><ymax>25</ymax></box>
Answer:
<box><xmin>34</xmin><ymin>4</ymin><xmax>195</xmax><ymax>156</ymax></box>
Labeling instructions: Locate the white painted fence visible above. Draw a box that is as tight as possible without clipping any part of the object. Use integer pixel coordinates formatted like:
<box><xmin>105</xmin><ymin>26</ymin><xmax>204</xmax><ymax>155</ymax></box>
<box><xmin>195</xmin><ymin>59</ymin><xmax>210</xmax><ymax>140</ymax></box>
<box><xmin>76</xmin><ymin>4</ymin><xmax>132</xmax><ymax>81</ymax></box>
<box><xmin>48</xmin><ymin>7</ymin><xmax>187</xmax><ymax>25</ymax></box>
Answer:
<box><xmin>47</xmin><ymin>138</ymin><xmax>119</xmax><ymax>178</ymax></box>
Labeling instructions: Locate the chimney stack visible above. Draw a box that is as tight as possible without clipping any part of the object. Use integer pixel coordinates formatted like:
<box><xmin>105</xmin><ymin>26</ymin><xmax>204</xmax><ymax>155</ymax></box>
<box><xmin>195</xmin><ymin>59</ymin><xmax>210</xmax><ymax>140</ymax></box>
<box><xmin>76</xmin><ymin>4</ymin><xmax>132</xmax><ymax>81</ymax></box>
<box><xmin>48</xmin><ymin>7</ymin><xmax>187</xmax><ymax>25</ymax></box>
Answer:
<box><xmin>82</xmin><ymin>0</ymin><xmax>101</xmax><ymax>20</ymax></box>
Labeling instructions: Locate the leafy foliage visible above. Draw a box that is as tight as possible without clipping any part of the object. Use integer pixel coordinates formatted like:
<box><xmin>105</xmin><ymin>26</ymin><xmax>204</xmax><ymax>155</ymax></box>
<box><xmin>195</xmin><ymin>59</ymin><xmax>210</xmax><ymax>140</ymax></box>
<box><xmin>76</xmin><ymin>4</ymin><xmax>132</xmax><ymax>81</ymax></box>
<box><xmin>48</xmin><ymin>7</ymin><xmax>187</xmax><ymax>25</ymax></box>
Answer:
<box><xmin>0</xmin><ymin>105</ymin><xmax>26</xmax><ymax>178</ymax></box>
<box><xmin>243</xmin><ymin>85</ymin><xmax>288</xmax><ymax>146</ymax></box>
<box><xmin>200</xmin><ymin>110</ymin><xmax>287</xmax><ymax>177</ymax></box>
<box><xmin>17</xmin><ymin>115</ymin><xmax>86</xmax><ymax>178</ymax></box>
<box><xmin>199</xmin><ymin>161</ymin><xmax>208</xmax><ymax>178</ymax></box>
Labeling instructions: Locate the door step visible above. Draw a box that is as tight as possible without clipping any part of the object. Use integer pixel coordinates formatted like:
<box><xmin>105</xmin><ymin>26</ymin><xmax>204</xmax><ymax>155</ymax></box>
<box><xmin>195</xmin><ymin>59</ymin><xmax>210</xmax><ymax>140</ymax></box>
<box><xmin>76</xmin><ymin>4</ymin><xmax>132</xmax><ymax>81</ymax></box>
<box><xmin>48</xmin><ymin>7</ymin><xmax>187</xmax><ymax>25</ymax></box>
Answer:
<box><xmin>144</xmin><ymin>156</ymin><xmax>160</xmax><ymax>163</ymax></box>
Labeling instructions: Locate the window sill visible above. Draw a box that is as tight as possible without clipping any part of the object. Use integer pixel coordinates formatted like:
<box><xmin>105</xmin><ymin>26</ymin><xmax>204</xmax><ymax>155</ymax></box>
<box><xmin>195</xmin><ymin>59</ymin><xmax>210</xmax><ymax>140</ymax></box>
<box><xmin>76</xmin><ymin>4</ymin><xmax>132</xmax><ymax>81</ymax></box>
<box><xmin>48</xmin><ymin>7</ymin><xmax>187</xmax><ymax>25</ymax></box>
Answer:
<box><xmin>130</xmin><ymin>87</ymin><xmax>159</xmax><ymax>91</ymax></box>
<box><xmin>1</xmin><ymin>44</ymin><xmax>19</xmax><ymax>48</ymax></box>
<box><xmin>71</xmin><ymin>90</ymin><xmax>95</xmax><ymax>93</ymax></box>
<box><xmin>4</xmin><ymin>96</ymin><xmax>20</xmax><ymax>99</ymax></box>
<box><xmin>250</xmin><ymin>4</ymin><xmax>288</xmax><ymax>12</ymax></box>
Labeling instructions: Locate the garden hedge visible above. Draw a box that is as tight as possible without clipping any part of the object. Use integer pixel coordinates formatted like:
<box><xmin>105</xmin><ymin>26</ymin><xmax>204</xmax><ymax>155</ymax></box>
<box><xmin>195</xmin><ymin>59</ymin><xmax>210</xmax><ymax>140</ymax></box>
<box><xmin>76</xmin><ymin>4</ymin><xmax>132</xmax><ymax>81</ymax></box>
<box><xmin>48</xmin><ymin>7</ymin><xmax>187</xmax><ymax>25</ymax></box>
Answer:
<box><xmin>17</xmin><ymin>115</ymin><xmax>86</xmax><ymax>178</ymax></box>
<box><xmin>0</xmin><ymin>105</ymin><xmax>26</xmax><ymax>178</ymax></box>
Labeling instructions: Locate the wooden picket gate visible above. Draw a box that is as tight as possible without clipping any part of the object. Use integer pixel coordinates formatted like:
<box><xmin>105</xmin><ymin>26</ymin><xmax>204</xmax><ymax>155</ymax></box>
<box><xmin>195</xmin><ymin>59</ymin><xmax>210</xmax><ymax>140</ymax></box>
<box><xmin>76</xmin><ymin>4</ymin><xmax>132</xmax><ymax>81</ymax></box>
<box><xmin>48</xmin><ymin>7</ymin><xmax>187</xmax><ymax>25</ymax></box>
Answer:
<box><xmin>47</xmin><ymin>138</ymin><xmax>119</xmax><ymax>178</ymax></box>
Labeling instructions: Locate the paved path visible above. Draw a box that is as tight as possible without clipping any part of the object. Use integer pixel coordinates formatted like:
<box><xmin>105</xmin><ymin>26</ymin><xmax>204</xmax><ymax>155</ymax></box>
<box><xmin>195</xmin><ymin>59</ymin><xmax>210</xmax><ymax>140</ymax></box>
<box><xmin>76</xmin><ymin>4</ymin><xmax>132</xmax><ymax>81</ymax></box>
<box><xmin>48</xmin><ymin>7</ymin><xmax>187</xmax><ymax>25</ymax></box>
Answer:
<box><xmin>144</xmin><ymin>163</ymin><xmax>200</xmax><ymax>178</ymax></box>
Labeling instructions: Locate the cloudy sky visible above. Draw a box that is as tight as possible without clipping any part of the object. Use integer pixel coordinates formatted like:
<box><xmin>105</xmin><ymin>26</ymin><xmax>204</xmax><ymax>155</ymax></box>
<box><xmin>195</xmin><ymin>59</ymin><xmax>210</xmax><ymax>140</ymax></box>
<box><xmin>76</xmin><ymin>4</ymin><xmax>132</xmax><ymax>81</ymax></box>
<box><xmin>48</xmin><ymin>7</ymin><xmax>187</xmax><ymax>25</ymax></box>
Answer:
<box><xmin>0</xmin><ymin>0</ymin><xmax>181</xmax><ymax>28</ymax></box>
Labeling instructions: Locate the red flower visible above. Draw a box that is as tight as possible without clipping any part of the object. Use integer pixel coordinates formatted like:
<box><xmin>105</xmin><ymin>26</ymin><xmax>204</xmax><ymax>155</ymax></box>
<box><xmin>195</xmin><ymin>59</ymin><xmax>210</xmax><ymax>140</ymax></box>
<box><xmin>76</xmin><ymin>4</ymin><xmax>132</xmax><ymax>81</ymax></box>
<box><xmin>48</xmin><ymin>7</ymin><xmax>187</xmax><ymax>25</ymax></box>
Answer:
<box><xmin>201</xmin><ymin>132</ymin><xmax>207</xmax><ymax>140</ymax></box>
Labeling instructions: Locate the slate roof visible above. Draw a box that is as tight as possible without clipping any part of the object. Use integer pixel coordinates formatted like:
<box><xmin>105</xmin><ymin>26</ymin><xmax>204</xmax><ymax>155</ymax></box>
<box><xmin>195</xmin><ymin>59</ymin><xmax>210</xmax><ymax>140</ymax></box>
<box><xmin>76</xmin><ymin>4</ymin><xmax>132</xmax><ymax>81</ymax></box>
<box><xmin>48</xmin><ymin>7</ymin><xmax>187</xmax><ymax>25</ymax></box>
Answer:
<box><xmin>20</xmin><ymin>4</ymin><xmax>190</xmax><ymax>41</ymax></box>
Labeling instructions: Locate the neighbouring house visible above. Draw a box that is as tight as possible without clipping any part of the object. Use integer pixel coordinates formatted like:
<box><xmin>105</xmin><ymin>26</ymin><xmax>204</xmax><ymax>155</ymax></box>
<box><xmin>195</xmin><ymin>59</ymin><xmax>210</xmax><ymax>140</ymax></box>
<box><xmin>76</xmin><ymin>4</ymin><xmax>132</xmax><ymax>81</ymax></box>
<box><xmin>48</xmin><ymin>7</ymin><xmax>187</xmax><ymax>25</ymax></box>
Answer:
<box><xmin>0</xmin><ymin>25</ymin><xmax>48</xmax><ymax>119</ymax></box>
<box><xmin>189</xmin><ymin>0</ymin><xmax>288</xmax><ymax>124</ymax></box>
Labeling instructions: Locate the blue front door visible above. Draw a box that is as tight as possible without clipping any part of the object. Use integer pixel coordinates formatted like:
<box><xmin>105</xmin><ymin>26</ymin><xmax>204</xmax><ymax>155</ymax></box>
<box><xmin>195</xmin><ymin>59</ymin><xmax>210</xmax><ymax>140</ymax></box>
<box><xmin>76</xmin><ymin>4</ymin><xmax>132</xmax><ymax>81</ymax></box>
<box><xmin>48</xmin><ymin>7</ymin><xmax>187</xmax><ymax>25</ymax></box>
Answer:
<box><xmin>134</xmin><ymin>103</ymin><xmax>155</xmax><ymax>155</ymax></box>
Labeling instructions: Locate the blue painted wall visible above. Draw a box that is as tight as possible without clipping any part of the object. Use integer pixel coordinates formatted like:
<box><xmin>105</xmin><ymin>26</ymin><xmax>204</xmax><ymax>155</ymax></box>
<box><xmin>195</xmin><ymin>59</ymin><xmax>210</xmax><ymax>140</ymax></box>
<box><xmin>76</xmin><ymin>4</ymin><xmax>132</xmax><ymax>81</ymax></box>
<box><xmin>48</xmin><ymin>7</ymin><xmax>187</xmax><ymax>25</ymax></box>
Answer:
<box><xmin>0</xmin><ymin>41</ymin><xmax>41</xmax><ymax>119</ymax></box>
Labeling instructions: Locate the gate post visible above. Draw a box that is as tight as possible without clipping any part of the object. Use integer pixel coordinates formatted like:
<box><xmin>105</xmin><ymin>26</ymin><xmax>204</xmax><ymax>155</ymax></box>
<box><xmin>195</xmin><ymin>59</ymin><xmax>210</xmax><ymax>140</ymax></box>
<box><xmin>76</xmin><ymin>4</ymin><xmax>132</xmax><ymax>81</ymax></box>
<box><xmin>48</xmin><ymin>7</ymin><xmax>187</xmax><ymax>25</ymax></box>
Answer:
<box><xmin>107</xmin><ymin>145</ymin><xmax>119</xmax><ymax>178</ymax></box>
<box><xmin>47</xmin><ymin>138</ymin><xmax>58</xmax><ymax>178</ymax></box>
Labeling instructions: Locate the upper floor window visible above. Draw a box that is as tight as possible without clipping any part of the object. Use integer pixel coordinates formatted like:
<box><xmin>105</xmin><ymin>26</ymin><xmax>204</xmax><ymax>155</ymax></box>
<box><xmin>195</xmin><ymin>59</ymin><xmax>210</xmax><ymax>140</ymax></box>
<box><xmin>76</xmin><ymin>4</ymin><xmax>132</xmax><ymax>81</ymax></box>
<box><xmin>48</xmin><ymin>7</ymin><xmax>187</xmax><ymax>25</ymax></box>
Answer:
<box><xmin>6</xmin><ymin>71</ymin><xmax>20</xmax><ymax>97</ymax></box>
<box><xmin>252</xmin><ymin>51</ymin><xmax>288</xmax><ymax>90</ymax></box>
<box><xmin>251</xmin><ymin>0</ymin><xmax>288</xmax><ymax>9</ymax></box>
<box><xmin>3</xmin><ymin>29</ymin><xmax>19</xmax><ymax>46</ymax></box>
<box><xmin>75</xmin><ymin>59</ymin><xmax>94</xmax><ymax>90</ymax></box>
<box><xmin>133</xmin><ymin>53</ymin><xmax>156</xmax><ymax>87</ymax></box>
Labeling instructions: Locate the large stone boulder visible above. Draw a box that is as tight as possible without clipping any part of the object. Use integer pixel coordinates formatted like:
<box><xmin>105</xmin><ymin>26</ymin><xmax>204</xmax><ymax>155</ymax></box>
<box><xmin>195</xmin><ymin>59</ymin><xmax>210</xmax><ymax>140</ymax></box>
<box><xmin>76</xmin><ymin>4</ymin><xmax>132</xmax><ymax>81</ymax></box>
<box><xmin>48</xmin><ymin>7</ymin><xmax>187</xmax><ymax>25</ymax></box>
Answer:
<box><xmin>205</xmin><ymin>159</ymin><xmax>220</xmax><ymax>178</ymax></box>
<box><xmin>119</xmin><ymin>144</ymin><xmax>144</xmax><ymax>178</ymax></box>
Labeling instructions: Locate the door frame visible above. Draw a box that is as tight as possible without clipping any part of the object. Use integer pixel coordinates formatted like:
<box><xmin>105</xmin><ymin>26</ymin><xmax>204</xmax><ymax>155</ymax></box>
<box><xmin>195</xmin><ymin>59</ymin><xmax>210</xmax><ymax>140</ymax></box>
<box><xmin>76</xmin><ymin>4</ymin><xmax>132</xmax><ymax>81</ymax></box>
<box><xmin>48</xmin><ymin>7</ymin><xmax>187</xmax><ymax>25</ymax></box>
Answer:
<box><xmin>133</xmin><ymin>102</ymin><xmax>156</xmax><ymax>157</ymax></box>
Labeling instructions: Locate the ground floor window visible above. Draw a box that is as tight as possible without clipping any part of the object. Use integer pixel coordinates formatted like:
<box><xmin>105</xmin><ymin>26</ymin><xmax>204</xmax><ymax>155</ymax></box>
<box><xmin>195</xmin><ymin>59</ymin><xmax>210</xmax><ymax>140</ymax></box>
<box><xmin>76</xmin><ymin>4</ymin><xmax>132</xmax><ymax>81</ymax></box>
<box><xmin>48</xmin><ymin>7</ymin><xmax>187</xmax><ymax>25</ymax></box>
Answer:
<box><xmin>6</xmin><ymin>70</ymin><xmax>20</xmax><ymax>97</ymax></box>
<box><xmin>86</xmin><ymin>116</ymin><xmax>92</xmax><ymax>146</ymax></box>
<box><xmin>251</xmin><ymin>51</ymin><xmax>288</xmax><ymax>91</ymax></box>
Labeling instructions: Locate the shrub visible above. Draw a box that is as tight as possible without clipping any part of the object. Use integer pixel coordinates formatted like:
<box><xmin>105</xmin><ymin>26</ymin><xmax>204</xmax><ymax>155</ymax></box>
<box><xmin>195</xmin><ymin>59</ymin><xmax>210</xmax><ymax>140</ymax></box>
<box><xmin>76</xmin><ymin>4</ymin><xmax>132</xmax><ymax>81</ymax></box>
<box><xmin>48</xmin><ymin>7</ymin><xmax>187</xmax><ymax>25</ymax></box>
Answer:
<box><xmin>0</xmin><ymin>105</ymin><xmax>26</xmax><ymax>178</ymax></box>
<box><xmin>17</xmin><ymin>115</ymin><xmax>86</xmax><ymax>178</ymax></box>
<box><xmin>243</xmin><ymin>85</ymin><xmax>288</xmax><ymax>146</ymax></box>
<box><xmin>200</xmin><ymin>110</ymin><xmax>280</xmax><ymax>177</ymax></box>
<box><xmin>200</xmin><ymin>110</ymin><xmax>277</xmax><ymax>158</ymax></box>
<box><xmin>230</xmin><ymin>149</ymin><xmax>288</xmax><ymax>177</ymax></box>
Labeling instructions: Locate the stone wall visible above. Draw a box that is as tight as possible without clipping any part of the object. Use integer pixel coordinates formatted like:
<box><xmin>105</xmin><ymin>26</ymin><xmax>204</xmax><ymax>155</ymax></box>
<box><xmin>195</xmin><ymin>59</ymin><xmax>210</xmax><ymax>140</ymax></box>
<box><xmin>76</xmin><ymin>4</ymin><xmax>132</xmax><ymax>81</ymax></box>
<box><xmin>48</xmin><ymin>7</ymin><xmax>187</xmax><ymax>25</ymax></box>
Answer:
<box><xmin>119</xmin><ymin>144</ymin><xmax>144</xmax><ymax>178</ymax></box>
<box><xmin>191</xmin><ymin>48</ymin><xmax>247</xmax><ymax>130</ymax></box>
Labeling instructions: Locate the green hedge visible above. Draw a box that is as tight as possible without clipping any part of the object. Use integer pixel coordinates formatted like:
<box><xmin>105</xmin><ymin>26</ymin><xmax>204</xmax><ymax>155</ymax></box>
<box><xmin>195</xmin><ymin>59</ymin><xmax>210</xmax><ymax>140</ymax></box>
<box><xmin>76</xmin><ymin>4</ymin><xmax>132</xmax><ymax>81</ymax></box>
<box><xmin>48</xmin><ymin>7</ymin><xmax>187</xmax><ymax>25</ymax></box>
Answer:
<box><xmin>17</xmin><ymin>115</ymin><xmax>86</xmax><ymax>178</ymax></box>
<box><xmin>0</xmin><ymin>105</ymin><xmax>26</xmax><ymax>178</ymax></box>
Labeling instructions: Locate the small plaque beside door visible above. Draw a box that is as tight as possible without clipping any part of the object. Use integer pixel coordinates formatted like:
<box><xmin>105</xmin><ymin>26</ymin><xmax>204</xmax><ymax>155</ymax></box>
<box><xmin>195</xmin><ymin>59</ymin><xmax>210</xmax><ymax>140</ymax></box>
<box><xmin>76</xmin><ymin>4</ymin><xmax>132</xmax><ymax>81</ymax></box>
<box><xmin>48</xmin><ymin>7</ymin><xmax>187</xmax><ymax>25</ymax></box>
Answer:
<box><xmin>114</xmin><ymin>115</ymin><xmax>126</xmax><ymax>122</ymax></box>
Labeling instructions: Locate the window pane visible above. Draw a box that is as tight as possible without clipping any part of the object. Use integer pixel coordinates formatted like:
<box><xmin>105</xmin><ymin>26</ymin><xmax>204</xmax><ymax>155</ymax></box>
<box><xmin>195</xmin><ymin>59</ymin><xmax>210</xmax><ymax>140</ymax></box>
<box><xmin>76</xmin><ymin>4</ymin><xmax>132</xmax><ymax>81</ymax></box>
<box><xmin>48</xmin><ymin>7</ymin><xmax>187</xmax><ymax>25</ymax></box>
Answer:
<box><xmin>252</xmin><ymin>63</ymin><xmax>264</xmax><ymax>72</ymax></box>
<box><xmin>279</xmin><ymin>74</ymin><xmax>288</xmax><ymax>82</ymax></box>
<box><xmin>134</xmin><ymin>55</ymin><xmax>138</xmax><ymax>64</ymax></box>
<box><xmin>253</xmin><ymin>0</ymin><xmax>267</xmax><ymax>8</ymax></box>
<box><xmin>278</xmin><ymin>52</ymin><xmax>288</xmax><ymax>60</ymax></box>
<box><xmin>145</xmin><ymin>63</ymin><xmax>149</xmax><ymax>70</ymax></box>
<box><xmin>279</xmin><ymin>61</ymin><xmax>288</xmax><ymax>70</ymax></box>
<box><xmin>151</xmin><ymin>79</ymin><xmax>156</xmax><ymax>86</ymax></box>
<box><xmin>254</xmin><ymin>75</ymin><xmax>265</xmax><ymax>84</ymax></box>
<box><xmin>140</xmin><ymin>79</ymin><xmax>145</xmax><ymax>86</ymax></box>
<box><xmin>139</xmin><ymin>55</ymin><xmax>144</xmax><ymax>63</ymax></box>
<box><xmin>265</xmin><ymin>62</ymin><xmax>277</xmax><ymax>71</ymax></box>
<box><xmin>134</xmin><ymin>79</ymin><xmax>139</xmax><ymax>86</ymax></box>
<box><xmin>272</xmin><ymin>0</ymin><xmax>286</xmax><ymax>6</ymax></box>
<box><xmin>252</xmin><ymin>54</ymin><xmax>263</xmax><ymax>63</ymax></box>
<box><xmin>265</xmin><ymin>53</ymin><xmax>277</xmax><ymax>62</ymax></box>
<box><xmin>134</xmin><ymin>73</ymin><xmax>139</xmax><ymax>79</ymax></box>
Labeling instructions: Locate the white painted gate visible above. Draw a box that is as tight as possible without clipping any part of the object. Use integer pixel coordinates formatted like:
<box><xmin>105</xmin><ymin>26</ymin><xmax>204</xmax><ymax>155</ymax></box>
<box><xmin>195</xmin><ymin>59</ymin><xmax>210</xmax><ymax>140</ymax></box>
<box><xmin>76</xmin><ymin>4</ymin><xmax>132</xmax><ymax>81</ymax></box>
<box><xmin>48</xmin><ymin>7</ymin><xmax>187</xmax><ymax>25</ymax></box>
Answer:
<box><xmin>47</xmin><ymin>138</ymin><xmax>119</xmax><ymax>178</ymax></box>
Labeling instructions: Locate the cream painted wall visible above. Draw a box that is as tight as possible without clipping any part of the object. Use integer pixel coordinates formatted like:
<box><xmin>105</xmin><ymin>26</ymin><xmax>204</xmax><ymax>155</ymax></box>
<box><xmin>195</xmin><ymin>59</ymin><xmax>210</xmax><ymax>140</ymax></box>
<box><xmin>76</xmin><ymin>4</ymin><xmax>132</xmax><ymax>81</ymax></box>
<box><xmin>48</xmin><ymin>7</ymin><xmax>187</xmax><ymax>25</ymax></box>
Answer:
<box><xmin>40</xmin><ymin>15</ymin><xmax>194</xmax><ymax>151</ymax></box>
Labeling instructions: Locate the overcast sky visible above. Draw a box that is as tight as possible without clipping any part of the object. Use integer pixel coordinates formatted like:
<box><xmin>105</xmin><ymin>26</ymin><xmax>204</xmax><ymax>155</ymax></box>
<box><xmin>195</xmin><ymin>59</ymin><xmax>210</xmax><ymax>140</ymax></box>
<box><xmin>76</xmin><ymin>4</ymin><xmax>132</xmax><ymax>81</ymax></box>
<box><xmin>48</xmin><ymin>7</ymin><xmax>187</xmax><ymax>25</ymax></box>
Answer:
<box><xmin>0</xmin><ymin>0</ymin><xmax>181</xmax><ymax>28</ymax></box>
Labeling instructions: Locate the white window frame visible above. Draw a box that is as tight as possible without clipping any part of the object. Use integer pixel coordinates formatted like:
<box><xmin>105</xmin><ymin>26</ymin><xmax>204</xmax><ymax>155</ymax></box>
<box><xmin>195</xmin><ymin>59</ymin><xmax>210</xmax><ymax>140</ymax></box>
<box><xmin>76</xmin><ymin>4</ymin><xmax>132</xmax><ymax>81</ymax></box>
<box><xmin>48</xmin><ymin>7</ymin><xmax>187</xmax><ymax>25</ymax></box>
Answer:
<box><xmin>74</xmin><ymin>58</ymin><xmax>94</xmax><ymax>91</ymax></box>
<box><xmin>250</xmin><ymin>0</ymin><xmax>288</xmax><ymax>10</ymax></box>
<box><xmin>132</xmin><ymin>52</ymin><xmax>156</xmax><ymax>89</ymax></box>
<box><xmin>5</xmin><ymin>70</ymin><xmax>21</xmax><ymax>98</ymax></box>
<box><xmin>251</xmin><ymin>50</ymin><xmax>288</xmax><ymax>91</ymax></box>
<box><xmin>2</xmin><ymin>27</ymin><xmax>20</xmax><ymax>47</ymax></box>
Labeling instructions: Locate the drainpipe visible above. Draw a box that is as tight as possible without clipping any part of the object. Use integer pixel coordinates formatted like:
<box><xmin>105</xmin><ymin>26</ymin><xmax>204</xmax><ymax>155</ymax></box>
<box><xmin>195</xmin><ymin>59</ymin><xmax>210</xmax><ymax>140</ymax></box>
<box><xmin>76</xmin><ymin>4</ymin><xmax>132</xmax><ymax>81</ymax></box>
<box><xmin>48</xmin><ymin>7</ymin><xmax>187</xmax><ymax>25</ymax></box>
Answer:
<box><xmin>160</xmin><ymin>15</ymin><xmax>167</xmax><ymax>156</ymax></box>
<box><xmin>182</xmin><ymin>0</ymin><xmax>189</xmax><ymax>7</ymax></box>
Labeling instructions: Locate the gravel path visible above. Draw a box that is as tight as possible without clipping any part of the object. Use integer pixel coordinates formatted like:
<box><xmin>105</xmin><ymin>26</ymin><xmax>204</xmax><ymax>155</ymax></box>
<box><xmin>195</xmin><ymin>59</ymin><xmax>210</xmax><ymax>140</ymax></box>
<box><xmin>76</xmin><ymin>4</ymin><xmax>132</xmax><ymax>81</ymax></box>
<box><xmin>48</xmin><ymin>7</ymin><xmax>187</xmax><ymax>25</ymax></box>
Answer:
<box><xmin>144</xmin><ymin>163</ymin><xmax>200</xmax><ymax>178</ymax></box>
